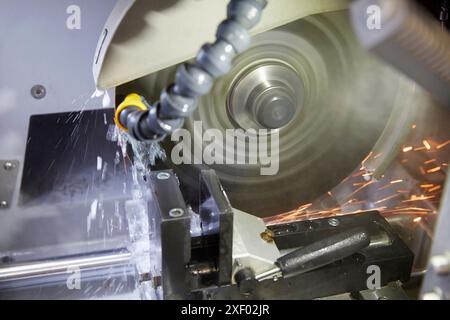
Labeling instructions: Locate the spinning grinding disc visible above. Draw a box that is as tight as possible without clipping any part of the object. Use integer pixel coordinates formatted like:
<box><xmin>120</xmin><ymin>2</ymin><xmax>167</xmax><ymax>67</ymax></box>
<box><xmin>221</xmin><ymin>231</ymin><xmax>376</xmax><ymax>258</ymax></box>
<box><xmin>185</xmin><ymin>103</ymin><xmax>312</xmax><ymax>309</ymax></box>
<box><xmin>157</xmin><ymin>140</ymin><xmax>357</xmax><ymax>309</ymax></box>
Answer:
<box><xmin>121</xmin><ymin>11</ymin><xmax>422</xmax><ymax>217</ymax></box>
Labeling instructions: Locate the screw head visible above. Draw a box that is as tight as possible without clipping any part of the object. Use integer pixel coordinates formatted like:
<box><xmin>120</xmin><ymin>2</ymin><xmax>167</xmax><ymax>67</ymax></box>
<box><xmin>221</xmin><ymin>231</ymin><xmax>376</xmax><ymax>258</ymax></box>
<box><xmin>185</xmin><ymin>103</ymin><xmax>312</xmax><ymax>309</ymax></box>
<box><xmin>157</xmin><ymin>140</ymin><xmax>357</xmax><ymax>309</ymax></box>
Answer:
<box><xmin>0</xmin><ymin>200</ymin><xmax>8</xmax><ymax>208</ymax></box>
<box><xmin>31</xmin><ymin>85</ymin><xmax>46</xmax><ymax>100</ymax></box>
<box><xmin>3</xmin><ymin>162</ymin><xmax>15</xmax><ymax>171</ymax></box>
<box><xmin>157</xmin><ymin>172</ymin><xmax>170</xmax><ymax>180</ymax></box>
<box><xmin>169</xmin><ymin>208</ymin><xmax>184</xmax><ymax>218</ymax></box>
<box><xmin>328</xmin><ymin>218</ymin><xmax>340</xmax><ymax>227</ymax></box>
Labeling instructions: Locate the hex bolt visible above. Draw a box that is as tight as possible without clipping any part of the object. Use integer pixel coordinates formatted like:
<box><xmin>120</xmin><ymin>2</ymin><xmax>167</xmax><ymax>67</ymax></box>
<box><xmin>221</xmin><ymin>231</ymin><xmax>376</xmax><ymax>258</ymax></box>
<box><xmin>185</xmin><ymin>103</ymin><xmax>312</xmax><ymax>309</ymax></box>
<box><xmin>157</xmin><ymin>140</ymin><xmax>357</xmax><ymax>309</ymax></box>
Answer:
<box><xmin>328</xmin><ymin>218</ymin><xmax>340</xmax><ymax>227</ymax></box>
<box><xmin>31</xmin><ymin>85</ymin><xmax>46</xmax><ymax>100</ymax></box>
<box><xmin>169</xmin><ymin>208</ymin><xmax>185</xmax><ymax>218</ymax></box>
<box><xmin>157</xmin><ymin>172</ymin><xmax>171</xmax><ymax>180</ymax></box>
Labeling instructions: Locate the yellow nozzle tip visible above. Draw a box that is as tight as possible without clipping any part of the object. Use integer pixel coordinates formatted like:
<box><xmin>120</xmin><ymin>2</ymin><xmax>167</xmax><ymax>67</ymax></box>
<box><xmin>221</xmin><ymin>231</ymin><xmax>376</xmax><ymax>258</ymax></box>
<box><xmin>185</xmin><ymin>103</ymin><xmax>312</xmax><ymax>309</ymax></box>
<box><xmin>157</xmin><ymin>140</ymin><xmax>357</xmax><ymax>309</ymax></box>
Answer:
<box><xmin>114</xmin><ymin>93</ymin><xmax>149</xmax><ymax>132</ymax></box>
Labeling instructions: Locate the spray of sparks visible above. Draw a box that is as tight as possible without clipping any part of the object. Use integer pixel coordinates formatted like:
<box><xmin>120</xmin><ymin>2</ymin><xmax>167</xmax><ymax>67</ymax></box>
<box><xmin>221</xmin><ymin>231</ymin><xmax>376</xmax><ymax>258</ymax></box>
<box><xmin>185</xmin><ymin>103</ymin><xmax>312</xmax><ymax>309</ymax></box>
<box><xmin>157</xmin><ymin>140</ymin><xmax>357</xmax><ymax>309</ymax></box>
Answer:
<box><xmin>265</xmin><ymin>134</ymin><xmax>449</xmax><ymax>226</ymax></box>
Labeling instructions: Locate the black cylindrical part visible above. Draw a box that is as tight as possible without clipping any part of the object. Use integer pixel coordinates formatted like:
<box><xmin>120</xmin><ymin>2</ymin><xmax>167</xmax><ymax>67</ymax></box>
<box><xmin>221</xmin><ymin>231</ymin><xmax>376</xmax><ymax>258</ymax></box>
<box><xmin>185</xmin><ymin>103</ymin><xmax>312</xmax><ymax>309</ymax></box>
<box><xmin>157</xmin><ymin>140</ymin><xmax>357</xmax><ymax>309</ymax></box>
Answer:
<box><xmin>276</xmin><ymin>227</ymin><xmax>371</xmax><ymax>279</ymax></box>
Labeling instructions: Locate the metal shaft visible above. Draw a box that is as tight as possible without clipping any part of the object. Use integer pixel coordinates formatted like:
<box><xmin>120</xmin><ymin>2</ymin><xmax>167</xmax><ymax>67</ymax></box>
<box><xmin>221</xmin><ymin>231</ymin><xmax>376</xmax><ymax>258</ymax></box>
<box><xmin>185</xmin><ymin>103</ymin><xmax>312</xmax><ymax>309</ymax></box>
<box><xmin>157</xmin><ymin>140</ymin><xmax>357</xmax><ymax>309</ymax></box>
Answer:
<box><xmin>0</xmin><ymin>251</ymin><xmax>132</xmax><ymax>286</ymax></box>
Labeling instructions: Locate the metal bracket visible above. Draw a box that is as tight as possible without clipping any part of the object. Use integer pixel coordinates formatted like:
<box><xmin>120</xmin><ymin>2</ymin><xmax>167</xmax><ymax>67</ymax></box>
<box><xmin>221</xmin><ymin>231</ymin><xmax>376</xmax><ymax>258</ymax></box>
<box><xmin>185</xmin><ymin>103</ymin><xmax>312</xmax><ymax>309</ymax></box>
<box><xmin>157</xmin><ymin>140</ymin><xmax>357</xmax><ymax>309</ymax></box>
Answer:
<box><xmin>0</xmin><ymin>160</ymin><xmax>19</xmax><ymax>209</ymax></box>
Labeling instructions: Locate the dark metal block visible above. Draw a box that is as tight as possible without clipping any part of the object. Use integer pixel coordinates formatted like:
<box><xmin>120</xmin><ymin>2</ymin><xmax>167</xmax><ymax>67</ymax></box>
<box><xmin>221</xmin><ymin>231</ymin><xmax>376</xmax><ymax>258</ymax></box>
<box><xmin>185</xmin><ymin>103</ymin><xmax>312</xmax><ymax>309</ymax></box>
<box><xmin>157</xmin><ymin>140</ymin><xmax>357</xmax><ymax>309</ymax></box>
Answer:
<box><xmin>150</xmin><ymin>170</ymin><xmax>191</xmax><ymax>300</ymax></box>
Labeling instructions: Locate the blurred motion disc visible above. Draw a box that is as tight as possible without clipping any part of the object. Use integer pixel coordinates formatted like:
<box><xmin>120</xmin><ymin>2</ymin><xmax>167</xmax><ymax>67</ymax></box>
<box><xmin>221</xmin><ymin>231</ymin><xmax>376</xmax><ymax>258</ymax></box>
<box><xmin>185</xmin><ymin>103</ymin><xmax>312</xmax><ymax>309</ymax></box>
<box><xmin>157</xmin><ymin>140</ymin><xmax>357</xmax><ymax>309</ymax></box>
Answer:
<box><xmin>123</xmin><ymin>10</ymin><xmax>421</xmax><ymax>217</ymax></box>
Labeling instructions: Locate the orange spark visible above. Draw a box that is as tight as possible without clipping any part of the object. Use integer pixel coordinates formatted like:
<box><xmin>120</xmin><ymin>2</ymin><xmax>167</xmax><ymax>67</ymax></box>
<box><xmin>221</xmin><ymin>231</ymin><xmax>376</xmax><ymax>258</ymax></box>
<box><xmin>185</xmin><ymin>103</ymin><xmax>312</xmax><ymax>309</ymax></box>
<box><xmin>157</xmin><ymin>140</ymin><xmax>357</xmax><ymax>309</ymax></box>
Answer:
<box><xmin>428</xmin><ymin>185</ymin><xmax>442</xmax><ymax>192</ymax></box>
<box><xmin>375</xmin><ymin>194</ymin><xmax>401</xmax><ymax>204</ymax></box>
<box><xmin>361</xmin><ymin>152</ymin><xmax>373</xmax><ymax>164</ymax></box>
<box><xmin>379</xmin><ymin>183</ymin><xmax>394</xmax><ymax>190</ymax></box>
<box><xmin>389</xmin><ymin>207</ymin><xmax>431</xmax><ymax>213</ymax></box>
<box><xmin>436</xmin><ymin>140</ymin><xmax>450</xmax><ymax>150</ymax></box>
<box><xmin>424</xmin><ymin>159</ymin><xmax>436</xmax><ymax>164</ymax></box>
<box><xmin>390</xmin><ymin>180</ymin><xmax>403</xmax><ymax>184</ymax></box>
<box><xmin>402</xmin><ymin>195</ymin><xmax>436</xmax><ymax>203</ymax></box>
<box><xmin>427</xmin><ymin>166</ymin><xmax>441</xmax><ymax>173</ymax></box>
<box><xmin>345</xmin><ymin>181</ymin><xmax>375</xmax><ymax>200</ymax></box>
<box><xmin>403</xmin><ymin>146</ymin><xmax>413</xmax><ymax>152</ymax></box>
<box><xmin>413</xmin><ymin>217</ymin><xmax>422</xmax><ymax>223</ymax></box>
<box><xmin>352</xmin><ymin>171</ymin><xmax>365</xmax><ymax>178</ymax></box>
<box><xmin>422</xmin><ymin>140</ymin><xmax>432</xmax><ymax>150</ymax></box>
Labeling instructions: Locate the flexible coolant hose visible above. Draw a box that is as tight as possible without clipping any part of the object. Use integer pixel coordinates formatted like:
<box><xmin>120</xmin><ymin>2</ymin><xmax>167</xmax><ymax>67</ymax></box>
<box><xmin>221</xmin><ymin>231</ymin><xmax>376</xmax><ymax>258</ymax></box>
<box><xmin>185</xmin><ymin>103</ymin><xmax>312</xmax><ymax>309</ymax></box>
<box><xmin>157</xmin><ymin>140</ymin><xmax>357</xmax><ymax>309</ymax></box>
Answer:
<box><xmin>114</xmin><ymin>0</ymin><xmax>268</xmax><ymax>141</ymax></box>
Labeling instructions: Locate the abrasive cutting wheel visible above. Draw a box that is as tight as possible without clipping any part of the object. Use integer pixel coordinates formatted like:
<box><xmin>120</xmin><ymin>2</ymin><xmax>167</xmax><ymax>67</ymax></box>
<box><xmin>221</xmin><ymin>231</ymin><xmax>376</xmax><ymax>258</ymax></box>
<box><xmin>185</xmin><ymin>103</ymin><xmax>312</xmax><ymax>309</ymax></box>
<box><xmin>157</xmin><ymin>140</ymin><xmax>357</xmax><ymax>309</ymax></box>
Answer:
<box><xmin>122</xmin><ymin>10</ymin><xmax>424</xmax><ymax>217</ymax></box>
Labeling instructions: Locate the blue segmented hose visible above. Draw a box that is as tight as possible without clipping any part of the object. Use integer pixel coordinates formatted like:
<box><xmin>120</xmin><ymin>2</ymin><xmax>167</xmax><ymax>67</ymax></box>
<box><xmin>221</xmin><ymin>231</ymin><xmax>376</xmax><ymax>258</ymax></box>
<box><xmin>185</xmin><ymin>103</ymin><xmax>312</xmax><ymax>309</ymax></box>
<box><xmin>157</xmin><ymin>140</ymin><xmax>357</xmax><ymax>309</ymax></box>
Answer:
<box><xmin>115</xmin><ymin>0</ymin><xmax>268</xmax><ymax>142</ymax></box>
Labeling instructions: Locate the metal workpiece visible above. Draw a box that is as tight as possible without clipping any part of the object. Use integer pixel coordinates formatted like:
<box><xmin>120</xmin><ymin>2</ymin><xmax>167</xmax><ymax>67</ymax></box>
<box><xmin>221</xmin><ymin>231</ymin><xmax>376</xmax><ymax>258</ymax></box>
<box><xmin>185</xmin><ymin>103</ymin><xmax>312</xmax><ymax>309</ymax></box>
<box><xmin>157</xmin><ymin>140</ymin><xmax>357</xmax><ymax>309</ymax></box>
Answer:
<box><xmin>0</xmin><ymin>250</ymin><xmax>137</xmax><ymax>299</ymax></box>
<box><xmin>0</xmin><ymin>250</ymin><xmax>131</xmax><ymax>286</ymax></box>
<box><xmin>114</xmin><ymin>0</ymin><xmax>268</xmax><ymax>142</ymax></box>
